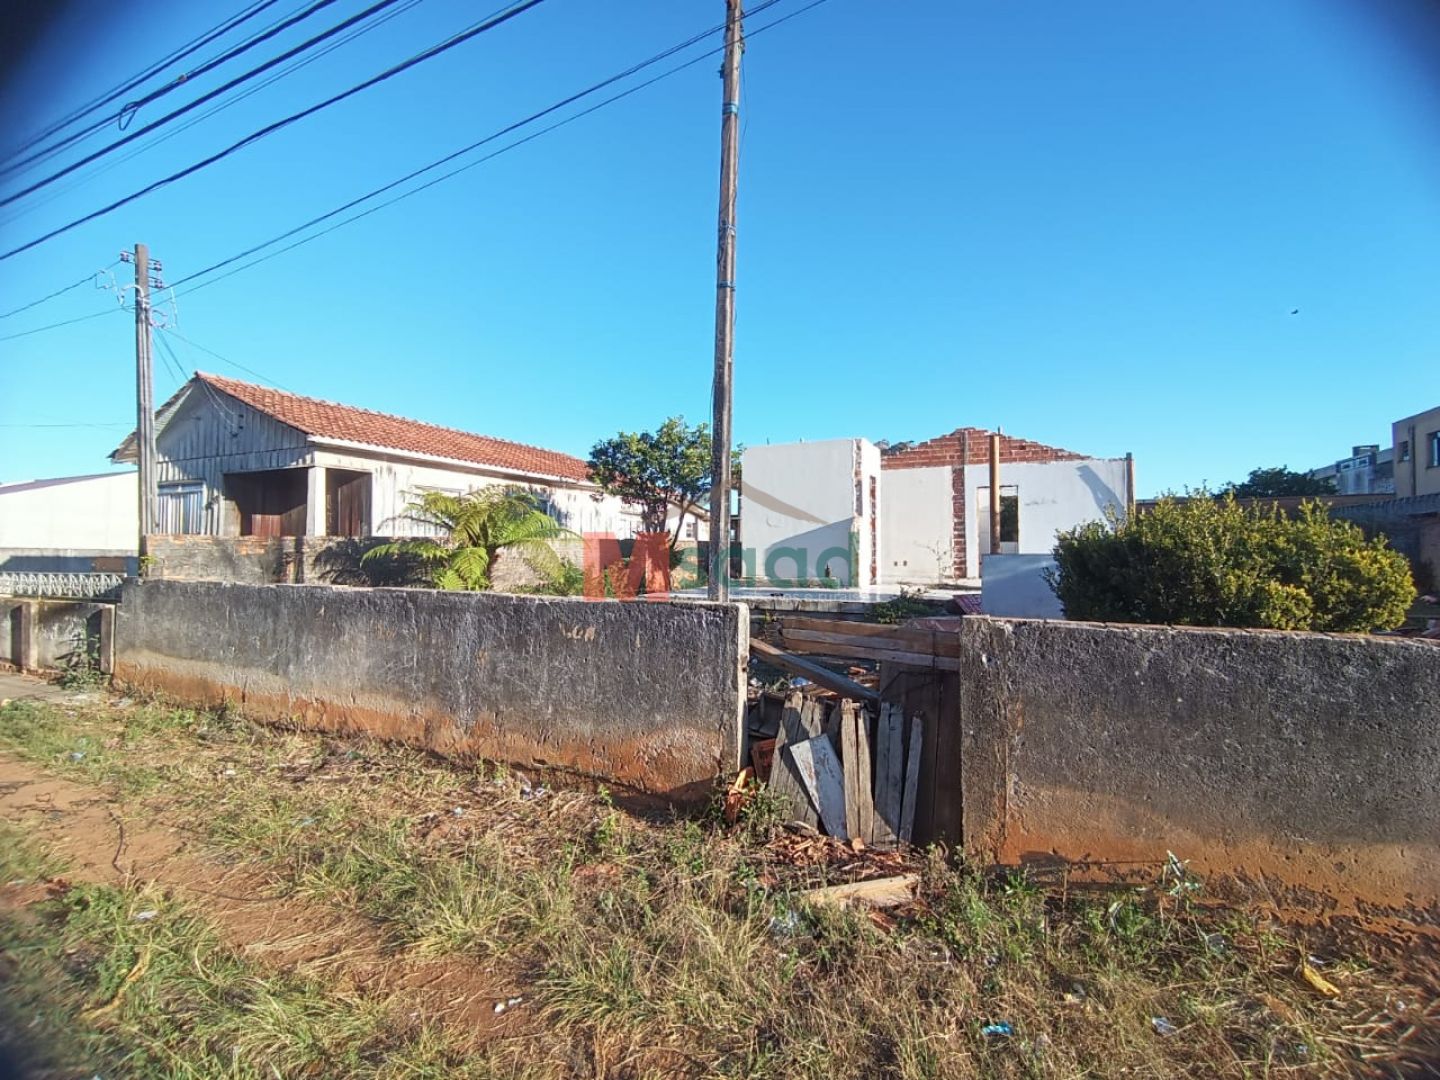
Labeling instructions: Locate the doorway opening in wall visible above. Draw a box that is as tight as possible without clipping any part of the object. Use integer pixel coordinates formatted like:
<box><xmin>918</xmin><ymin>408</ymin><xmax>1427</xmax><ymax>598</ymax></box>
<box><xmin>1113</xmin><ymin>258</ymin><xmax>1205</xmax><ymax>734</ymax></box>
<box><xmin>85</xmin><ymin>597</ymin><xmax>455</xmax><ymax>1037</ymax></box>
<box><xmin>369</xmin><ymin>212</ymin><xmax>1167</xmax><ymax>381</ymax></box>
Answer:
<box><xmin>326</xmin><ymin>470</ymin><xmax>371</xmax><ymax>537</ymax></box>
<box><xmin>976</xmin><ymin>485</ymin><xmax>1020</xmax><ymax>555</ymax></box>
<box><xmin>226</xmin><ymin>468</ymin><xmax>307</xmax><ymax>537</ymax></box>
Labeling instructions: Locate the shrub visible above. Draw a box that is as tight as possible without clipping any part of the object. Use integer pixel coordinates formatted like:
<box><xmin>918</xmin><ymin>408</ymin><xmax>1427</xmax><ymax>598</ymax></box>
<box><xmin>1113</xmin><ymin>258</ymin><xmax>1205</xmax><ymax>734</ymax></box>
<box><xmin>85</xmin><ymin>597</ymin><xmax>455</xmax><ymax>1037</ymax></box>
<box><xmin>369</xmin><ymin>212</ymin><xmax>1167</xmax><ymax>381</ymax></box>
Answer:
<box><xmin>1048</xmin><ymin>495</ymin><xmax>1415</xmax><ymax>632</ymax></box>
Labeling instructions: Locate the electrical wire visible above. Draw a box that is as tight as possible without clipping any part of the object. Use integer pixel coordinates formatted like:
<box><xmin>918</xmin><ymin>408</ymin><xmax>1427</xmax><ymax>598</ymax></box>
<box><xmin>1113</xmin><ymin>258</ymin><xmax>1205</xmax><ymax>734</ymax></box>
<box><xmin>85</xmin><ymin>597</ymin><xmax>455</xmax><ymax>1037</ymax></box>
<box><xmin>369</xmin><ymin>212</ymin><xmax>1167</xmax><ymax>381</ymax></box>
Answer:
<box><xmin>3</xmin><ymin>0</ymin><xmax>285</xmax><ymax>166</ymax></box>
<box><xmin>0</xmin><ymin>308</ymin><xmax>122</xmax><ymax>343</ymax></box>
<box><xmin>0</xmin><ymin>0</ymin><xmax>546</xmax><ymax>259</ymax></box>
<box><xmin>0</xmin><ymin>261</ymin><xmax>120</xmax><ymax>319</ymax></box>
<box><xmin>0</xmin><ymin>0</ymin><xmax>430</xmax><ymax>229</ymax></box>
<box><xmin>173</xmin><ymin>0</ymin><xmax>819</xmax><ymax>297</ymax></box>
<box><xmin>157</xmin><ymin>325</ymin><xmax>297</xmax><ymax>392</ymax></box>
<box><xmin>0</xmin><ymin>0</ymin><xmax>414</xmax><ymax>202</ymax></box>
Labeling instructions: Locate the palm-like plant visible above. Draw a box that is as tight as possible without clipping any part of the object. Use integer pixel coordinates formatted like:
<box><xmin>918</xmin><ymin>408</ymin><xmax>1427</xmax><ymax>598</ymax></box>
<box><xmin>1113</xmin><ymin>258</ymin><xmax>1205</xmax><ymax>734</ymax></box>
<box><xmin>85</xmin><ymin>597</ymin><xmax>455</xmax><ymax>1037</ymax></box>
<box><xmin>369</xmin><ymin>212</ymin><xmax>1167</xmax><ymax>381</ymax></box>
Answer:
<box><xmin>362</xmin><ymin>486</ymin><xmax>576</xmax><ymax>591</ymax></box>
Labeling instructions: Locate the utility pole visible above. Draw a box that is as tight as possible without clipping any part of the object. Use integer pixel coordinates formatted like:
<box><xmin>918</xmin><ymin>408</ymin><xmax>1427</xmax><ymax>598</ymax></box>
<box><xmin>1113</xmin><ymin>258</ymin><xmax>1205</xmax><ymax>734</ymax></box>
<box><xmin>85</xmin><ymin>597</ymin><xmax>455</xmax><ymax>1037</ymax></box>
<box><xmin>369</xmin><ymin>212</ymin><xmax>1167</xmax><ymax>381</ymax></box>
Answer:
<box><xmin>988</xmin><ymin>432</ymin><xmax>1002</xmax><ymax>556</ymax></box>
<box><xmin>707</xmin><ymin>0</ymin><xmax>742</xmax><ymax>602</ymax></box>
<box><xmin>131</xmin><ymin>243</ymin><xmax>158</xmax><ymax>557</ymax></box>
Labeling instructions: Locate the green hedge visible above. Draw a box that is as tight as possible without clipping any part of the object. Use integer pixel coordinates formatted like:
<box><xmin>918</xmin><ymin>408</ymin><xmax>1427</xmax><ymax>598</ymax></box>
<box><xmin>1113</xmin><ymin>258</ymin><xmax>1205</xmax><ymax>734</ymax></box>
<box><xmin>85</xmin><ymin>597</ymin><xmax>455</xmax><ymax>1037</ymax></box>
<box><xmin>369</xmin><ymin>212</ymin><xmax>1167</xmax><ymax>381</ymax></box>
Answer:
<box><xmin>1048</xmin><ymin>496</ymin><xmax>1415</xmax><ymax>632</ymax></box>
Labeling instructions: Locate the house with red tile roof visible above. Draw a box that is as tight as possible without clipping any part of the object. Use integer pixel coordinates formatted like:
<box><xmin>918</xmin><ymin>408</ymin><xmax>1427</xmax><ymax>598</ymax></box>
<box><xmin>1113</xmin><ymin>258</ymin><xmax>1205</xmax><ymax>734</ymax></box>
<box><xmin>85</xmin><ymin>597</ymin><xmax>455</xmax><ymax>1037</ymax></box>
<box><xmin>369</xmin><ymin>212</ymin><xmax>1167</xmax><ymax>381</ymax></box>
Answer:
<box><xmin>111</xmin><ymin>373</ymin><xmax>641</xmax><ymax>540</ymax></box>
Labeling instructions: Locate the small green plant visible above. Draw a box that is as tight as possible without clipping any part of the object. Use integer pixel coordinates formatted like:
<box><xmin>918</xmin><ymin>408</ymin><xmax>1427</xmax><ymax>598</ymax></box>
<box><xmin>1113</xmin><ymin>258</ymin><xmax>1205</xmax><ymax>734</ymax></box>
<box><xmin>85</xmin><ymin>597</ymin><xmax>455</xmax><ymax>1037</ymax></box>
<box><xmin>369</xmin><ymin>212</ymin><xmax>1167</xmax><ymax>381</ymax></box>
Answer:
<box><xmin>55</xmin><ymin>633</ymin><xmax>106</xmax><ymax>690</ymax></box>
<box><xmin>869</xmin><ymin>587</ymin><xmax>941</xmax><ymax>625</ymax></box>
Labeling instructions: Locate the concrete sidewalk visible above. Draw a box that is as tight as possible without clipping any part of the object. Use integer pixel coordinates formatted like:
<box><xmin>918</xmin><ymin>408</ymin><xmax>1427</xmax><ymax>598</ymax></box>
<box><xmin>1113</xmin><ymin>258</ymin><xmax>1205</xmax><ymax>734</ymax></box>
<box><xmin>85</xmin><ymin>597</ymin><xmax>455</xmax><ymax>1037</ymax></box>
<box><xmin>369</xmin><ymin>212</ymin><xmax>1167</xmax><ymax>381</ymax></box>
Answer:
<box><xmin>0</xmin><ymin>669</ymin><xmax>99</xmax><ymax>707</ymax></box>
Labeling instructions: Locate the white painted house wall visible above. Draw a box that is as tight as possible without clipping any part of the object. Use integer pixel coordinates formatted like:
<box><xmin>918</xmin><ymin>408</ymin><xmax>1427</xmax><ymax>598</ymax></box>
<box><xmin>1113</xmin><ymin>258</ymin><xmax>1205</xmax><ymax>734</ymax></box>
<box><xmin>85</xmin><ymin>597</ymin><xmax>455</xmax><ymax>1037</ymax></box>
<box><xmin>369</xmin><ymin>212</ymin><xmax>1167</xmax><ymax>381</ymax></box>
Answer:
<box><xmin>741</xmin><ymin>439</ymin><xmax>880</xmax><ymax>586</ymax></box>
<box><xmin>309</xmin><ymin>446</ymin><xmax>638</xmax><ymax>539</ymax></box>
<box><xmin>880</xmin><ymin>465</ymin><xmax>954</xmax><ymax>585</ymax></box>
<box><xmin>0</xmin><ymin>472</ymin><xmax>139</xmax><ymax>550</ymax></box>
<box><xmin>966</xmin><ymin>457</ymin><xmax>1129</xmax><ymax>578</ymax></box>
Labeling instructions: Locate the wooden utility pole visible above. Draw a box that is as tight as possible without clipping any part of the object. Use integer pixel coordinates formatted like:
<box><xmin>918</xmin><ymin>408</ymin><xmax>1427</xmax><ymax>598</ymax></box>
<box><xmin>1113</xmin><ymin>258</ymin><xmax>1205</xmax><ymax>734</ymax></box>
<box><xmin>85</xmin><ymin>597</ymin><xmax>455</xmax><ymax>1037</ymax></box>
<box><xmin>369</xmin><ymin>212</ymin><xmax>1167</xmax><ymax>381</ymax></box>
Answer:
<box><xmin>988</xmin><ymin>432</ymin><xmax>1002</xmax><ymax>556</ymax></box>
<box><xmin>707</xmin><ymin>0</ymin><xmax>743</xmax><ymax>602</ymax></box>
<box><xmin>133</xmin><ymin>243</ymin><xmax>158</xmax><ymax>555</ymax></box>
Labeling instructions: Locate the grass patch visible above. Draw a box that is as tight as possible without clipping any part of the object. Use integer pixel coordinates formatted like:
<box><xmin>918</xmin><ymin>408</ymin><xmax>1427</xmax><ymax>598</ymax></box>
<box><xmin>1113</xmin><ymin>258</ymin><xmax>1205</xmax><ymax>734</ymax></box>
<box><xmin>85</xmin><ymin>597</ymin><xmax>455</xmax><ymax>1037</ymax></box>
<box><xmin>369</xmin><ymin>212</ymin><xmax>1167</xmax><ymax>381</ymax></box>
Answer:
<box><xmin>0</xmin><ymin>694</ymin><xmax>1435</xmax><ymax>1077</ymax></box>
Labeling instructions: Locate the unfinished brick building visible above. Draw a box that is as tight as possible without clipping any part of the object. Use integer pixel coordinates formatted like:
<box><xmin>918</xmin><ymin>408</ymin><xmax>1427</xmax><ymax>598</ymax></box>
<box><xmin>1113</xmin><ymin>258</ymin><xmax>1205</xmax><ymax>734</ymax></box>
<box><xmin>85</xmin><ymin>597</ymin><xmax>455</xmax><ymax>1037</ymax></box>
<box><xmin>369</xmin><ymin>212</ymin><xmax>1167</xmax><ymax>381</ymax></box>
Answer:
<box><xmin>881</xmin><ymin>428</ymin><xmax>1129</xmax><ymax>584</ymax></box>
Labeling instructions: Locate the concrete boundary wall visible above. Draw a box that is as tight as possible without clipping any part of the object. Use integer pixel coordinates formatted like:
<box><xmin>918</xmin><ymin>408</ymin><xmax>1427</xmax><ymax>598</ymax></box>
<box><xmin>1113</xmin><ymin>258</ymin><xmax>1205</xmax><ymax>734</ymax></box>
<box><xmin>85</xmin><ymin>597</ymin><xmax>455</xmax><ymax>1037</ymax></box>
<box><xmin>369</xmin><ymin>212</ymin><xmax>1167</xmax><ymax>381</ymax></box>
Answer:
<box><xmin>958</xmin><ymin>617</ymin><xmax>1440</xmax><ymax>920</ymax></box>
<box><xmin>113</xmin><ymin>580</ymin><xmax>747</xmax><ymax>803</ymax></box>
<box><xmin>2</xmin><ymin>599</ymin><xmax>113</xmax><ymax>674</ymax></box>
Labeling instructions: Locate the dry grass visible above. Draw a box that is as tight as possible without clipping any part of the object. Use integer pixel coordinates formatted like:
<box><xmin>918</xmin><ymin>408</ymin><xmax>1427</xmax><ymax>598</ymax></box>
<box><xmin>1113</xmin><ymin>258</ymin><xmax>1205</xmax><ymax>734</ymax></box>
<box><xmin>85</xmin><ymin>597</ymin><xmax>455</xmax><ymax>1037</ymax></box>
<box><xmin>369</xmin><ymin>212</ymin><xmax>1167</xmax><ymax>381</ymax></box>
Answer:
<box><xmin>0</xmin><ymin>690</ymin><xmax>1436</xmax><ymax>1078</ymax></box>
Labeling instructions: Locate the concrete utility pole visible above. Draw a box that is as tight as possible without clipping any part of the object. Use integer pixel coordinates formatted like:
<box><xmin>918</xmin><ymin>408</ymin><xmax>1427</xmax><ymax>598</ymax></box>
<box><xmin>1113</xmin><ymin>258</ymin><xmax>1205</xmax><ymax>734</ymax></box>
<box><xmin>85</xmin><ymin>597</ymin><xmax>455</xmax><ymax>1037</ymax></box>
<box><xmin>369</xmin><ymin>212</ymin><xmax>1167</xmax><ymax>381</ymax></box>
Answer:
<box><xmin>707</xmin><ymin>0</ymin><xmax>743</xmax><ymax>602</ymax></box>
<box><xmin>989</xmin><ymin>432</ymin><xmax>1002</xmax><ymax>556</ymax></box>
<box><xmin>132</xmin><ymin>243</ymin><xmax>158</xmax><ymax>555</ymax></box>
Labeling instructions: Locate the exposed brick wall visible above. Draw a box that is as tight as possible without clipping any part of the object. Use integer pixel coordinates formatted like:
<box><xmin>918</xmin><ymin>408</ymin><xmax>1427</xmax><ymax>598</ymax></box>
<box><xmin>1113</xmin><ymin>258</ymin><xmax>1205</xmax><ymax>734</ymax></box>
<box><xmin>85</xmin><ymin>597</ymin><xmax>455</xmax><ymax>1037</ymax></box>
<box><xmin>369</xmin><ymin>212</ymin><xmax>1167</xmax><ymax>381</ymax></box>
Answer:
<box><xmin>880</xmin><ymin>427</ymin><xmax>1084</xmax><ymax>471</ymax></box>
<box><xmin>882</xmin><ymin>429</ymin><xmax>1082</xmax><ymax>579</ymax></box>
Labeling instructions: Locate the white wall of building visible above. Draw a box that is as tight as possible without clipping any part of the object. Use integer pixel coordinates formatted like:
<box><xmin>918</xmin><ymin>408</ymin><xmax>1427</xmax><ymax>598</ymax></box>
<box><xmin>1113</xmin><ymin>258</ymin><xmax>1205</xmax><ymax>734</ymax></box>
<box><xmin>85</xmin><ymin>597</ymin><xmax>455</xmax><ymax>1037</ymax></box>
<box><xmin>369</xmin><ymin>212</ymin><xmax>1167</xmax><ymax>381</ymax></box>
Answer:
<box><xmin>310</xmin><ymin>446</ymin><xmax>640</xmax><ymax>539</ymax></box>
<box><xmin>963</xmin><ymin>457</ymin><xmax>1128</xmax><ymax>578</ymax></box>
<box><xmin>741</xmin><ymin>439</ymin><xmax>880</xmax><ymax>586</ymax></box>
<box><xmin>981</xmin><ymin>553</ymin><xmax>1064</xmax><ymax>618</ymax></box>
<box><xmin>0</xmin><ymin>472</ymin><xmax>138</xmax><ymax>551</ymax></box>
<box><xmin>881</xmin><ymin>465</ymin><xmax>954</xmax><ymax>585</ymax></box>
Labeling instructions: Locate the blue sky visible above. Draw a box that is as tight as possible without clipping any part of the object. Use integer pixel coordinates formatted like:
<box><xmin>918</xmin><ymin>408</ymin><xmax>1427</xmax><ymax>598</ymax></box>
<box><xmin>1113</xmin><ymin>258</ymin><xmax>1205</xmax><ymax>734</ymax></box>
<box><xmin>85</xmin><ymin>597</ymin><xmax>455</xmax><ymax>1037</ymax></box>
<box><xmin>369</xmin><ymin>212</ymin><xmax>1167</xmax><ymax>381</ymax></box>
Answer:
<box><xmin>1</xmin><ymin>0</ymin><xmax>1438</xmax><ymax>495</ymax></box>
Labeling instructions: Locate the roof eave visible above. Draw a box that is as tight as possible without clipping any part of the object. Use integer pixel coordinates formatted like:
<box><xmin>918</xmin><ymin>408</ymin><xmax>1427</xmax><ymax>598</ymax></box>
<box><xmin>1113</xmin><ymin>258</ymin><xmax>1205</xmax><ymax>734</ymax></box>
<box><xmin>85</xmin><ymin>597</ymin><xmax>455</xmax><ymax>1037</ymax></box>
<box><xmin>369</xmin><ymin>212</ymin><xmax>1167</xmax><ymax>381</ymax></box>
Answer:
<box><xmin>307</xmin><ymin>435</ymin><xmax>595</xmax><ymax>488</ymax></box>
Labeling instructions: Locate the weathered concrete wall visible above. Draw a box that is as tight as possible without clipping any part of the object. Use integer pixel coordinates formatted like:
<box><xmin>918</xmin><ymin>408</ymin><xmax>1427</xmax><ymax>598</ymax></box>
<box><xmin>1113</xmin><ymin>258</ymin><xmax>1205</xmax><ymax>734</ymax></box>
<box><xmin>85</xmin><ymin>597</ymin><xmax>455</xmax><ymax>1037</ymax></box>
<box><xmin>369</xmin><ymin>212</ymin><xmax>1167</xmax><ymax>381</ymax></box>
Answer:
<box><xmin>959</xmin><ymin>617</ymin><xmax>1440</xmax><ymax>920</ymax></box>
<box><xmin>113</xmin><ymin>581</ymin><xmax>747</xmax><ymax>802</ymax></box>
<box><xmin>145</xmin><ymin>535</ymin><xmax>298</xmax><ymax>584</ymax></box>
<box><xmin>0</xmin><ymin>548</ymin><xmax>137</xmax><ymax>574</ymax></box>
<box><xmin>1</xmin><ymin>599</ymin><xmax>112</xmax><ymax>674</ymax></box>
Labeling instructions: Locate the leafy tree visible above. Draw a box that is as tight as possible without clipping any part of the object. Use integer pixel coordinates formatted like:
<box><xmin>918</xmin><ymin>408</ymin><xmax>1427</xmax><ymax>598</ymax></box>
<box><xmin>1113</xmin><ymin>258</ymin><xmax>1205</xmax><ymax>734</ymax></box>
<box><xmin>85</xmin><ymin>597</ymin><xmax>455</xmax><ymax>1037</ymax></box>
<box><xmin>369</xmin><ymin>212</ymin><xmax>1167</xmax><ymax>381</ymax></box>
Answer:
<box><xmin>1048</xmin><ymin>495</ymin><xmax>1414</xmax><ymax>632</ymax></box>
<box><xmin>362</xmin><ymin>486</ymin><xmax>574</xmax><ymax>591</ymax></box>
<box><xmin>1226</xmin><ymin>466</ymin><xmax>1335</xmax><ymax>498</ymax></box>
<box><xmin>588</xmin><ymin>417</ymin><xmax>712</xmax><ymax>546</ymax></box>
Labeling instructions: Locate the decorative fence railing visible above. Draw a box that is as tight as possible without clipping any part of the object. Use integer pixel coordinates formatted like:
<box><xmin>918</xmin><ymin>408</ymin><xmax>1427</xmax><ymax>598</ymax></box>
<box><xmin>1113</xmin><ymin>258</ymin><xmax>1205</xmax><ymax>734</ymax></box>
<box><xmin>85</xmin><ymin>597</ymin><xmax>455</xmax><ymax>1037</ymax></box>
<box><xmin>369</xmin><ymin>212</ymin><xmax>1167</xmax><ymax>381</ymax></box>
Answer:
<box><xmin>0</xmin><ymin>572</ymin><xmax>125</xmax><ymax>601</ymax></box>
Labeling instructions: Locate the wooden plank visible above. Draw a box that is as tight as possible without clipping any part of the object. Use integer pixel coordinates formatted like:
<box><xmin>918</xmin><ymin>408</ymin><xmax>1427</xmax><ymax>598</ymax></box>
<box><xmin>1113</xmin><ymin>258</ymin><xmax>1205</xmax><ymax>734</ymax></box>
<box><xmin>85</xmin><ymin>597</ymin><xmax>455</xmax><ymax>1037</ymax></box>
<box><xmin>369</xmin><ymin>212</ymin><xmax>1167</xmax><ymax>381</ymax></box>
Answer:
<box><xmin>899</xmin><ymin>714</ymin><xmax>923</xmax><ymax>845</ymax></box>
<box><xmin>780</xmin><ymin>618</ymin><xmax>961</xmax><ymax>657</ymax></box>
<box><xmin>871</xmin><ymin>702</ymin><xmax>905</xmax><ymax>849</ymax></box>
<box><xmin>801</xmin><ymin>874</ymin><xmax>920</xmax><ymax>909</ymax></box>
<box><xmin>787</xmin><ymin>735</ymin><xmax>849</xmax><ymax>840</ymax></box>
<box><xmin>767</xmin><ymin>691</ymin><xmax>819</xmax><ymax>829</ymax></box>
<box><xmin>749</xmin><ymin>639</ymin><xmax>881</xmax><ymax>704</ymax></box>
<box><xmin>931</xmin><ymin>670</ymin><xmax>963</xmax><ymax>845</ymax></box>
<box><xmin>778</xmin><ymin>634</ymin><xmax>961</xmax><ymax>671</ymax></box>
<box><xmin>878</xmin><ymin>663</ymin><xmax>945</xmax><ymax>848</ymax></box>
<box><xmin>840</xmin><ymin>700</ymin><xmax>875</xmax><ymax>843</ymax></box>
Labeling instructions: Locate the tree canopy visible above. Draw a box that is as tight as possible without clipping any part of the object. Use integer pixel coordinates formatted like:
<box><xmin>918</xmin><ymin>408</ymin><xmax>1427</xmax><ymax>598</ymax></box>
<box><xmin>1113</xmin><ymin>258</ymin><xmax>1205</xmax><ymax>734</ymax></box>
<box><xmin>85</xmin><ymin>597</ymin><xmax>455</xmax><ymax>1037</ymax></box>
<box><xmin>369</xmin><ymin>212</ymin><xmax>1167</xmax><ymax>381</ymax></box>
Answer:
<box><xmin>587</xmin><ymin>417</ymin><xmax>712</xmax><ymax>544</ymax></box>
<box><xmin>1226</xmin><ymin>466</ymin><xmax>1335</xmax><ymax>498</ymax></box>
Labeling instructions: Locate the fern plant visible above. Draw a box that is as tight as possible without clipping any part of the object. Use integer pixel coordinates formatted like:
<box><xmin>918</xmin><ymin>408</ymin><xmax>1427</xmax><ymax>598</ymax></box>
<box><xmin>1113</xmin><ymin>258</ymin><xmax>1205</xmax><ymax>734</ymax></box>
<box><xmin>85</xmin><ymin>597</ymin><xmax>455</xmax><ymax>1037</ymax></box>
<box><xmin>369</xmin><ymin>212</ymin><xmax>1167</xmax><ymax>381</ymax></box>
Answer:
<box><xmin>362</xmin><ymin>486</ymin><xmax>576</xmax><ymax>591</ymax></box>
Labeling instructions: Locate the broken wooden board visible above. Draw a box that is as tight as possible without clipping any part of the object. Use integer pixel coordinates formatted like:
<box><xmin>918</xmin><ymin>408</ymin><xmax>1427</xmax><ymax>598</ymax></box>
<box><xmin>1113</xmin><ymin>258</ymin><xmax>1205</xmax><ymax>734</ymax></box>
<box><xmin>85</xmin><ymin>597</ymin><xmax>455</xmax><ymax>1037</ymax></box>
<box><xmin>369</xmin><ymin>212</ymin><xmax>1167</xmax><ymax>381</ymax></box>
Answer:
<box><xmin>749</xmin><ymin>639</ymin><xmax>881</xmax><ymax>704</ymax></box>
<box><xmin>899</xmin><ymin>714</ymin><xmax>923</xmax><ymax>845</ymax></box>
<box><xmin>787</xmin><ymin>734</ymin><xmax>849</xmax><ymax>841</ymax></box>
<box><xmin>840</xmin><ymin>700</ymin><xmax>875</xmax><ymax>844</ymax></box>
<box><xmin>801</xmin><ymin>874</ymin><xmax>920</xmax><ymax>909</ymax></box>
<box><xmin>768</xmin><ymin>692</ymin><xmax>819</xmax><ymax>829</ymax></box>
<box><xmin>871</xmin><ymin>702</ymin><xmax>905</xmax><ymax>849</ymax></box>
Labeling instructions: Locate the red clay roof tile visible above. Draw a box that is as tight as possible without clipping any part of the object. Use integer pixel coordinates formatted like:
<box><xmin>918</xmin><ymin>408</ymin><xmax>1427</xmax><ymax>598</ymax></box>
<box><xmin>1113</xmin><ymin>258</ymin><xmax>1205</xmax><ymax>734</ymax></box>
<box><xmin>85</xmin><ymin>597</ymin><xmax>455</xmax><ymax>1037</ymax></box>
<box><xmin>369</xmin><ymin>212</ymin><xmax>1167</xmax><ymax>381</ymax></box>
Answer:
<box><xmin>198</xmin><ymin>373</ymin><xmax>592</xmax><ymax>482</ymax></box>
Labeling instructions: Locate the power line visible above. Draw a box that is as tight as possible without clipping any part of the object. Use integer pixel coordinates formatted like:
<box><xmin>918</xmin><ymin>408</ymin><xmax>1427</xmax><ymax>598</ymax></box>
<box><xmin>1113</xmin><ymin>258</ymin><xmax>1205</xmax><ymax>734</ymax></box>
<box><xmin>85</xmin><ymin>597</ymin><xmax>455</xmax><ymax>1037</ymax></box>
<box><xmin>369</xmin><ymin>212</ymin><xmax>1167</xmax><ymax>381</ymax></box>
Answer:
<box><xmin>3</xmin><ymin>0</ymin><xmax>285</xmax><ymax>166</ymax></box>
<box><xmin>0</xmin><ymin>0</ymin><xmax>546</xmax><ymax>260</ymax></box>
<box><xmin>0</xmin><ymin>0</ymin><xmax>429</xmax><ymax>230</ymax></box>
<box><xmin>0</xmin><ymin>0</ymin><xmax>409</xmax><ymax>201</ymax></box>
<box><xmin>157</xmin><ymin>325</ymin><xmax>296</xmax><ymax>392</ymax></box>
<box><xmin>173</xmin><ymin>0</ymin><xmax>819</xmax><ymax>296</ymax></box>
<box><xmin>0</xmin><ymin>308</ymin><xmax>122</xmax><ymax>343</ymax></box>
<box><xmin>0</xmin><ymin>261</ymin><xmax>119</xmax><ymax>319</ymax></box>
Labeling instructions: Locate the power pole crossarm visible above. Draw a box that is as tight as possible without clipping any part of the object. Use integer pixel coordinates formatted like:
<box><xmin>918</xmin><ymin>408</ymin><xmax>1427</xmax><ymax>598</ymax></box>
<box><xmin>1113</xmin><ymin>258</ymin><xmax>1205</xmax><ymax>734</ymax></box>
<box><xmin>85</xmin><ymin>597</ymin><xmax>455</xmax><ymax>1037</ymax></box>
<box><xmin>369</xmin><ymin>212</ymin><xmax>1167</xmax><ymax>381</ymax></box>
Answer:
<box><xmin>707</xmin><ymin>0</ymin><xmax>743</xmax><ymax>602</ymax></box>
<box><xmin>133</xmin><ymin>243</ymin><xmax>158</xmax><ymax>556</ymax></box>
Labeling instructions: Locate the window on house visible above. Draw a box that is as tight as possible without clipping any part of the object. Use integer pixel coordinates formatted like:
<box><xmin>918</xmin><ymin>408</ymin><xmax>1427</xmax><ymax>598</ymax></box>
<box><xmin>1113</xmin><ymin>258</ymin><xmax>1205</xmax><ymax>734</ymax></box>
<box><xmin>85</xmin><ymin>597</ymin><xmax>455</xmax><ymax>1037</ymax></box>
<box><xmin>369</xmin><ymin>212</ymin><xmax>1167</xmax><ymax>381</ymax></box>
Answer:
<box><xmin>1400</xmin><ymin>440</ymin><xmax>1411</xmax><ymax>463</ymax></box>
<box><xmin>157</xmin><ymin>481</ymin><xmax>205</xmax><ymax>534</ymax></box>
<box><xmin>1430</xmin><ymin>432</ymin><xmax>1440</xmax><ymax>468</ymax></box>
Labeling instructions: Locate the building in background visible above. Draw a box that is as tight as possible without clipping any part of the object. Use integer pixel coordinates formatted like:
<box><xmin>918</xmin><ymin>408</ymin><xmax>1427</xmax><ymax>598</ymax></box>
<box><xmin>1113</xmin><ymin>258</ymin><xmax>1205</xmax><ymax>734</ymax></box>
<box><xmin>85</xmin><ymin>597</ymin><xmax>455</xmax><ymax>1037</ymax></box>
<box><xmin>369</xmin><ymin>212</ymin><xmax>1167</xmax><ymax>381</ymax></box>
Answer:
<box><xmin>0</xmin><ymin>472</ymin><xmax>138</xmax><ymax>573</ymax></box>
<box><xmin>740</xmin><ymin>439</ymin><xmax>881</xmax><ymax>587</ymax></box>
<box><xmin>111</xmin><ymin>373</ymin><xmax>639</xmax><ymax>541</ymax></box>
<box><xmin>1393</xmin><ymin>406</ymin><xmax>1440</xmax><ymax>499</ymax></box>
<box><xmin>879</xmin><ymin>427</ymin><xmax>1131</xmax><ymax>585</ymax></box>
<box><xmin>1308</xmin><ymin>444</ymin><xmax>1394</xmax><ymax>496</ymax></box>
